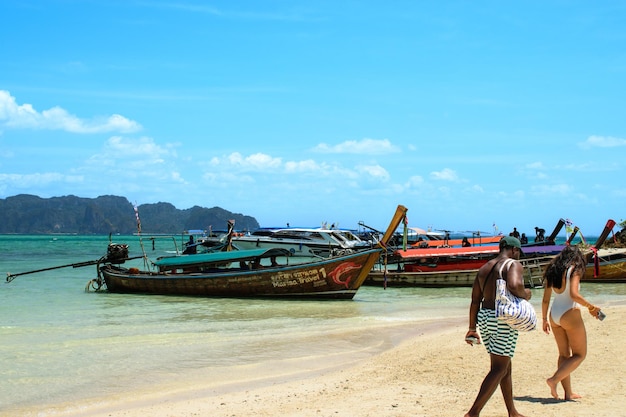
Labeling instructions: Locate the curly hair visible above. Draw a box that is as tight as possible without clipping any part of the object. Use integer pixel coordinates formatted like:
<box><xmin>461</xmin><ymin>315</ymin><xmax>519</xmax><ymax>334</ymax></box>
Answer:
<box><xmin>543</xmin><ymin>245</ymin><xmax>587</xmax><ymax>289</ymax></box>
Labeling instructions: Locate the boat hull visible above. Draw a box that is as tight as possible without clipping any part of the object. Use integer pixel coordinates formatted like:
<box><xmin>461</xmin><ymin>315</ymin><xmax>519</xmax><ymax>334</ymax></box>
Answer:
<box><xmin>582</xmin><ymin>248</ymin><xmax>626</xmax><ymax>282</ymax></box>
<box><xmin>365</xmin><ymin>257</ymin><xmax>551</xmax><ymax>288</ymax></box>
<box><xmin>100</xmin><ymin>248</ymin><xmax>382</xmax><ymax>299</ymax></box>
<box><xmin>366</xmin><ymin>269</ymin><xmax>479</xmax><ymax>288</ymax></box>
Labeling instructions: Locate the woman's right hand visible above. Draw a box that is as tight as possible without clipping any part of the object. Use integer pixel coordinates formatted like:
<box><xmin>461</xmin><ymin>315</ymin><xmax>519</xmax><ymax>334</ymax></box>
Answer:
<box><xmin>543</xmin><ymin>319</ymin><xmax>551</xmax><ymax>334</ymax></box>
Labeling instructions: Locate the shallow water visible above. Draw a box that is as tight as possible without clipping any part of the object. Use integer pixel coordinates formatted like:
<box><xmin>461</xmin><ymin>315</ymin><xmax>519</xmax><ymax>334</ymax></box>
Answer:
<box><xmin>1</xmin><ymin>234</ymin><xmax>624</xmax><ymax>415</ymax></box>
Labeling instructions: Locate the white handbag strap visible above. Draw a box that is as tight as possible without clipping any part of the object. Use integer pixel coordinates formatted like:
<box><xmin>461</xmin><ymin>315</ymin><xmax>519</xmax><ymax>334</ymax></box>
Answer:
<box><xmin>498</xmin><ymin>258</ymin><xmax>515</xmax><ymax>279</ymax></box>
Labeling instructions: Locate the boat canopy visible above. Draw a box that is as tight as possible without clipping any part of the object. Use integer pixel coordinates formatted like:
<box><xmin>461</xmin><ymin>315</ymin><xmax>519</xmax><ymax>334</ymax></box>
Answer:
<box><xmin>521</xmin><ymin>245</ymin><xmax>565</xmax><ymax>256</ymax></box>
<box><xmin>154</xmin><ymin>248</ymin><xmax>291</xmax><ymax>268</ymax></box>
<box><xmin>408</xmin><ymin>227</ymin><xmax>445</xmax><ymax>238</ymax></box>
<box><xmin>396</xmin><ymin>245</ymin><xmax>499</xmax><ymax>259</ymax></box>
<box><xmin>396</xmin><ymin>244</ymin><xmax>566</xmax><ymax>260</ymax></box>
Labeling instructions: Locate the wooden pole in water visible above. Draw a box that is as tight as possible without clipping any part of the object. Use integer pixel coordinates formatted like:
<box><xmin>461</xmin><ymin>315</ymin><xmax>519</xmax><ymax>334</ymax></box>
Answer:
<box><xmin>6</xmin><ymin>259</ymin><xmax>102</xmax><ymax>282</ymax></box>
<box><xmin>6</xmin><ymin>255</ymin><xmax>144</xmax><ymax>283</ymax></box>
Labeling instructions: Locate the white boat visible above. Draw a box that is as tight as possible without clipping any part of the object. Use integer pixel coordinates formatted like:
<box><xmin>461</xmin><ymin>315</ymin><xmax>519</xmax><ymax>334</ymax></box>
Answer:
<box><xmin>202</xmin><ymin>227</ymin><xmax>373</xmax><ymax>258</ymax></box>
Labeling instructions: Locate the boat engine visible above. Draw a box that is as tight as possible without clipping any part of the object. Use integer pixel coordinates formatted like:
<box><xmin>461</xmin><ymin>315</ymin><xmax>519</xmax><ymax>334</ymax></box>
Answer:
<box><xmin>106</xmin><ymin>243</ymin><xmax>129</xmax><ymax>264</ymax></box>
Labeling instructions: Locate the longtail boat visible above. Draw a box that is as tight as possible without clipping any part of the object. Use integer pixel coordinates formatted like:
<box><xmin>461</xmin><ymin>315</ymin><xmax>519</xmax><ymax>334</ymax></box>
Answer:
<box><xmin>366</xmin><ymin>219</ymin><xmax>625</xmax><ymax>288</ymax></box>
<box><xmin>97</xmin><ymin>247</ymin><xmax>374</xmax><ymax>298</ymax></box>
<box><xmin>582</xmin><ymin>219</ymin><xmax>626</xmax><ymax>282</ymax></box>
<box><xmin>408</xmin><ymin>231</ymin><xmax>502</xmax><ymax>248</ymax></box>
<box><xmin>583</xmin><ymin>247</ymin><xmax>626</xmax><ymax>282</ymax></box>
<box><xmin>366</xmin><ymin>253</ymin><xmax>554</xmax><ymax>288</ymax></box>
<box><xmin>6</xmin><ymin>205</ymin><xmax>408</xmax><ymax>299</ymax></box>
<box><xmin>366</xmin><ymin>240</ymin><xmax>563</xmax><ymax>286</ymax></box>
<box><xmin>404</xmin><ymin>218</ymin><xmax>568</xmax><ymax>249</ymax></box>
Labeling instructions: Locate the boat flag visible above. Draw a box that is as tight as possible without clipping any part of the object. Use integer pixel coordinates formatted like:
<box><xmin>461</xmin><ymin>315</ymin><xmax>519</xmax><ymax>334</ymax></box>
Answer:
<box><xmin>133</xmin><ymin>203</ymin><xmax>142</xmax><ymax>235</ymax></box>
<box><xmin>565</xmin><ymin>218</ymin><xmax>574</xmax><ymax>240</ymax></box>
<box><xmin>133</xmin><ymin>203</ymin><xmax>149</xmax><ymax>268</ymax></box>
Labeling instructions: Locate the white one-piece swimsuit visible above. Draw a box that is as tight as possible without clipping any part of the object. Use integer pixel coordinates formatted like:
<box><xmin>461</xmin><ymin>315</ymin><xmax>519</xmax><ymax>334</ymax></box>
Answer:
<box><xmin>550</xmin><ymin>266</ymin><xmax>579</xmax><ymax>326</ymax></box>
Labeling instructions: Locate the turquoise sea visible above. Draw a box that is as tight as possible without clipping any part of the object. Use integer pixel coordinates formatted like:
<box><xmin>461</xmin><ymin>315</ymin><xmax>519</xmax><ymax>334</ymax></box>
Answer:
<box><xmin>2</xmin><ymin>234</ymin><xmax>626</xmax><ymax>416</ymax></box>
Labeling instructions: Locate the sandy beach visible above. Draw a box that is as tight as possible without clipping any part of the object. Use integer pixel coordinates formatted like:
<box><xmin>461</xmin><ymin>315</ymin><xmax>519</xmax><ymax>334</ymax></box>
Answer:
<box><xmin>28</xmin><ymin>303</ymin><xmax>622</xmax><ymax>417</ymax></box>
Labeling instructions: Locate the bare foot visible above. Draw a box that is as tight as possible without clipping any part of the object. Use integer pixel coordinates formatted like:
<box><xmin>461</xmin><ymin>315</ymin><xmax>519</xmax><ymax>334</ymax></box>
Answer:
<box><xmin>565</xmin><ymin>392</ymin><xmax>582</xmax><ymax>401</ymax></box>
<box><xmin>546</xmin><ymin>377</ymin><xmax>560</xmax><ymax>399</ymax></box>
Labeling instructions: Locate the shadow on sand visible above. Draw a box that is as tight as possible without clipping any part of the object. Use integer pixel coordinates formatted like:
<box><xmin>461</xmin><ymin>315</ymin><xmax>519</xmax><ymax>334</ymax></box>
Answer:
<box><xmin>515</xmin><ymin>395</ymin><xmax>568</xmax><ymax>405</ymax></box>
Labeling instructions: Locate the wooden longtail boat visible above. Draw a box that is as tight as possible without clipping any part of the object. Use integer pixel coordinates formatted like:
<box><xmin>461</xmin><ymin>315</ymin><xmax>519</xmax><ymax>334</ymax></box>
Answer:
<box><xmin>583</xmin><ymin>247</ymin><xmax>626</xmax><ymax>282</ymax></box>
<box><xmin>366</xmin><ymin>245</ymin><xmax>626</xmax><ymax>289</ymax></box>
<box><xmin>365</xmin><ymin>242</ymin><xmax>564</xmax><ymax>287</ymax></box>
<box><xmin>409</xmin><ymin>232</ymin><xmax>502</xmax><ymax>248</ymax></box>
<box><xmin>366</xmin><ymin>255</ymin><xmax>553</xmax><ymax>288</ymax></box>
<box><xmin>365</xmin><ymin>219</ymin><xmax>626</xmax><ymax>288</ymax></box>
<box><xmin>89</xmin><ymin>204</ymin><xmax>408</xmax><ymax>299</ymax></box>
<box><xmin>405</xmin><ymin>218</ymin><xmax>567</xmax><ymax>249</ymax></box>
<box><xmin>582</xmin><ymin>220</ymin><xmax>626</xmax><ymax>282</ymax></box>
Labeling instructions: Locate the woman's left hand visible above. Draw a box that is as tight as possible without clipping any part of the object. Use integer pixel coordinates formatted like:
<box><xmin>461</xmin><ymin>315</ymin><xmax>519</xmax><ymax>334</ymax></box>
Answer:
<box><xmin>588</xmin><ymin>305</ymin><xmax>601</xmax><ymax>319</ymax></box>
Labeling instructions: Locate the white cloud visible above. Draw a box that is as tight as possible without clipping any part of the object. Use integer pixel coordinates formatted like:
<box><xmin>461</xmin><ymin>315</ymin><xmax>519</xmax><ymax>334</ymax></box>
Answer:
<box><xmin>103</xmin><ymin>136</ymin><xmax>173</xmax><ymax>159</ymax></box>
<box><xmin>202</xmin><ymin>171</ymin><xmax>255</xmax><ymax>186</ymax></box>
<box><xmin>227</xmin><ymin>152</ymin><xmax>282</xmax><ymax>170</ymax></box>
<box><xmin>522</xmin><ymin>161</ymin><xmax>548</xmax><ymax>179</ymax></box>
<box><xmin>246</xmin><ymin>153</ymin><xmax>282</xmax><ymax>169</ymax></box>
<box><xmin>284</xmin><ymin>159</ymin><xmax>321</xmax><ymax>173</ymax></box>
<box><xmin>170</xmin><ymin>171</ymin><xmax>186</xmax><ymax>184</ymax></box>
<box><xmin>0</xmin><ymin>90</ymin><xmax>142</xmax><ymax>133</ymax></box>
<box><xmin>312</xmin><ymin>138</ymin><xmax>399</xmax><ymax>154</ymax></box>
<box><xmin>356</xmin><ymin>164</ymin><xmax>390</xmax><ymax>180</ymax></box>
<box><xmin>406</xmin><ymin>175</ymin><xmax>424</xmax><ymax>186</ymax></box>
<box><xmin>0</xmin><ymin>172</ymin><xmax>83</xmax><ymax>188</ymax></box>
<box><xmin>430</xmin><ymin>168</ymin><xmax>458</xmax><ymax>181</ymax></box>
<box><xmin>579</xmin><ymin>135</ymin><xmax>626</xmax><ymax>149</ymax></box>
<box><xmin>525</xmin><ymin>161</ymin><xmax>544</xmax><ymax>170</ymax></box>
<box><xmin>82</xmin><ymin>136</ymin><xmax>178</xmax><ymax>176</ymax></box>
<box><xmin>200</xmin><ymin>151</ymin><xmax>393</xmax><ymax>192</ymax></box>
<box><xmin>531</xmin><ymin>183</ymin><xmax>574</xmax><ymax>196</ymax></box>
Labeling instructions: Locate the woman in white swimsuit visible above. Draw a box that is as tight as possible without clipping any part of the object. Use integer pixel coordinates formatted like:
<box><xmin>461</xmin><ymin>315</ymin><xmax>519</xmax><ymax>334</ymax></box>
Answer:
<box><xmin>541</xmin><ymin>245</ymin><xmax>602</xmax><ymax>400</ymax></box>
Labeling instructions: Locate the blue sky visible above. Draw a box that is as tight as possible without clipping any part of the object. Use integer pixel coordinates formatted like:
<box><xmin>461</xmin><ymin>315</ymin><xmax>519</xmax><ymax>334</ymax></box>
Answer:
<box><xmin>1</xmin><ymin>1</ymin><xmax>625</xmax><ymax>237</ymax></box>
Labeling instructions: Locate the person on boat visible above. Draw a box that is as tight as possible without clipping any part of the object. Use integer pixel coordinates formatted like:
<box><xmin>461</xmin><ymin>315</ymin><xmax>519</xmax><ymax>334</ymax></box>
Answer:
<box><xmin>251</xmin><ymin>258</ymin><xmax>263</xmax><ymax>269</ymax></box>
<box><xmin>464</xmin><ymin>236</ymin><xmax>530</xmax><ymax>417</ymax></box>
<box><xmin>520</xmin><ymin>233</ymin><xmax>528</xmax><ymax>245</ymax></box>
<box><xmin>183</xmin><ymin>235</ymin><xmax>197</xmax><ymax>255</ymax></box>
<box><xmin>541</xmin><ymin>245</ymin><xmax>603</xmax><ymax>400</ymax></box>
<box><xmin>462</xmin><ymin>237</ymin><xmax>472</xmax><ymax>247</ymax></box>
<box><xmin>511</xmin><ymin>227</ymin><xmax>520</xmax><ymax>239</ymax></box>
<box><xmin>535</xmin><ymin>227</ymin><xmax>546</xmax><ymax>242</ymax></box>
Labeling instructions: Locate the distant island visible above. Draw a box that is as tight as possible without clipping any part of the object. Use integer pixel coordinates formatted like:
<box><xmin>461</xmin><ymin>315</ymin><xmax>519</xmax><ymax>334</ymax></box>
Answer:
<box><xmin>0</xmin><ymin>194</ymin><xmax>259</xmax><ymax>234</ymax></box>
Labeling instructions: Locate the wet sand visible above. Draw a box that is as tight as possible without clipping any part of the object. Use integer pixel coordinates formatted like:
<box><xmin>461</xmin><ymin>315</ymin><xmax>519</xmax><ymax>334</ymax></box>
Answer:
<box><xmin>24</xmin><ymin>303</ymin><xmax>625</xmax><ymax>417</ymax></box>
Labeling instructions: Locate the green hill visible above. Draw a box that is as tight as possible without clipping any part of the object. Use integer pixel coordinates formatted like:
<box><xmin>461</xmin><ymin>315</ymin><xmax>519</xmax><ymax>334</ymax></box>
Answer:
<box><xmin>0</xmin><ymin>194</ymin><xmax>259</xmax><ymax>234</ymax></box>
